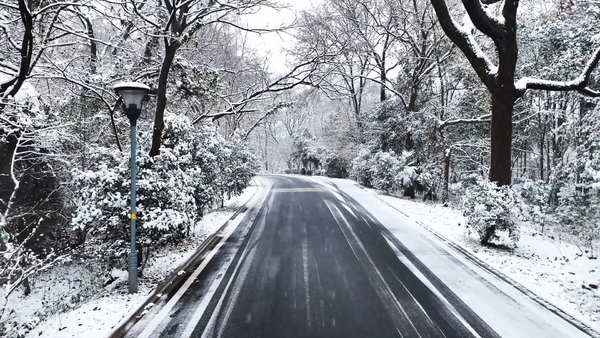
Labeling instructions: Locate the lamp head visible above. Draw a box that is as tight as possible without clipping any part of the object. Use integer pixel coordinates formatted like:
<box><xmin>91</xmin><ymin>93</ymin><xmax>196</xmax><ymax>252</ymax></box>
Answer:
<box><xmin>113</xmin><ymin>82</ymin><xmax>150</xmax><ymax>124</ymax></box>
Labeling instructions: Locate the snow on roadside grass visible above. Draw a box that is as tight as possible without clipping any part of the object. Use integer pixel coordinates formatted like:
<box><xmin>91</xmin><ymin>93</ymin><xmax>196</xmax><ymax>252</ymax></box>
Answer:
<box><xmin>5</xmin><ymin>181</ymin><xmax>259</xmax><ymax>338</ymax></box>
<box><xmin>374</xmin><ymin>191</ymin><xmax>600</xmax><ymax>327</ymax></box>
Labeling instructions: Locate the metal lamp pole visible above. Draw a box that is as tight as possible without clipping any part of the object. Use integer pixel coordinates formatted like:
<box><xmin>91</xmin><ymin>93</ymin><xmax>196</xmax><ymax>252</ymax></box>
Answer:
<box><xmin>113</xmin><ymin>82</ymin><xmax>150</xmax><ymax>294</ymax></box>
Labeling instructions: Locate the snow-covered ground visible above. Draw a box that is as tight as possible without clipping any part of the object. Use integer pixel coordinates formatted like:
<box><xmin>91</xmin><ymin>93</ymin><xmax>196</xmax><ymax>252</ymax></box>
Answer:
<box><xmin>372</xmin><ymin>189</ymin><xmax>600</xmax><ymax>329</ymax></box>
<box><xmin>0</xmin><ymin>181</ymin><xmax>258</xmax><ymax>338</ymax></box>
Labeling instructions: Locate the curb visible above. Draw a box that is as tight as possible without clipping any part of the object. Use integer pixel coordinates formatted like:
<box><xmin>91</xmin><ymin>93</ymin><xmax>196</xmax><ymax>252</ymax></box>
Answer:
<box><xmin>106</xmin><ymin>183</ymin><xmax>260</xmax><ymax>338</ymax></box>
<box><xmin>368</xmin><ymin>189</ymin><xmax>600</xmax><ymax>338</ymax></box>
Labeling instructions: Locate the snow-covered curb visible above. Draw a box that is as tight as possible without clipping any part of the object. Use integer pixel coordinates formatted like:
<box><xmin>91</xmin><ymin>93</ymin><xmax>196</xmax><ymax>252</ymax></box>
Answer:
<box><xmin>368</xmin><ymin>189</ymin><xmax>600</xmax><ymax>332</ymax></box>
<box><xmin>0</xmin><ymin>181</ymin><xmax>259</xmax><ymax>338</ymax></box>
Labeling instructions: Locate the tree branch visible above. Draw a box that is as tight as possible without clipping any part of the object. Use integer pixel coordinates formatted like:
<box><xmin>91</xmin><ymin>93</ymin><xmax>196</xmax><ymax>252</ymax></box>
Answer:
<box><xmin>429</xmin><ymin>0</ymin><xmax>497</xmax><ymax>91</ymax></box>
<box><xmin>515</xmin><ymin>46</ymin><xmax>600</xmax><ymax>98</ymax></box>
<box><xmin>460</xmin><ymin>0</ymin><xmax>504</xmax><ymax>40</ymax></box>
<box><xmin>243</xmin><ymin>102</ymin><xmax>294</xmax><ymax>138</ymax></box>
<box><xmin>438</xmin><ymin>114</ymin><xmax>492</xmax><ymax>130</ymax></box>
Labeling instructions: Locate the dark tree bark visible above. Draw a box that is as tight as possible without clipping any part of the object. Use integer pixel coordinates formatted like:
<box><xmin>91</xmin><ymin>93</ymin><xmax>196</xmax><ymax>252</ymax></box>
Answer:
<box><xmin>380</xmin><ymin>66</ymin><xmax>387</xmax><ymax>102</ymax></box>
<box><xmin>149</xmin><ymin>41</ymin><xmax>179</xmax><ymax>157</ymax></box>
<box><xmin>0</xmin><ymin>0</ymin><xmax>33</xmax><ymax>100</ymax></box>
<box><xmin>429</xmin><ymin>0</ymin><xmax>600</xmax><ymax>186</ymax></box>
<box><xmin>442</xmin><ymin>148</ymin><xmax>451</xmax><ymax>206</ymax></box>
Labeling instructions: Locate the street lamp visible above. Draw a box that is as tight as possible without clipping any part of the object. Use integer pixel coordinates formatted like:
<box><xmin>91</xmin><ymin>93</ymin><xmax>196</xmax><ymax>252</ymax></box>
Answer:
<box><xmin>113</xmin><ymin>81</ymin><xmax>150</xmax><ymax>294</ymax></box>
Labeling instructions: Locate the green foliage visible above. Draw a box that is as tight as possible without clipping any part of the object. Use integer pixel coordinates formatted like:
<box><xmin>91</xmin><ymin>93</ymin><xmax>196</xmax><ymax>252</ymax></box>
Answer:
<box><xmin>324</xmin><ymin>156</ymin><xmax>350</xmax><ymax>178</ymax></box>
<box><xmin>362</xmin><ymin>99</ymin><xmax>407</xmax><ymax>154</ymax></box>
<box><xmin>462</xmin><ymin>180</ymin><xmax>520</xmax><ymax>245</ymax></box>
<box><xmin>550</xmin><ymin>107</ymin><xmax>600</xmax><ymax>250</ymax></box>
<box><xmin>71</xmin><ymin>115</ymin><xmax>258</xmax><ymax>269</ymax></box>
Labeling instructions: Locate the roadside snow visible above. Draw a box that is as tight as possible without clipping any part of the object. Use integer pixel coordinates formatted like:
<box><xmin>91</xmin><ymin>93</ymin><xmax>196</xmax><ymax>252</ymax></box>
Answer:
<box><xmin>0</xmin><ymin>181</ymin><xmax>258</xmax><ymax>338</ymax></box>
<box><xmin>374</xmin><ymin>191</ymin><xmax>600</xmax><ymax>329</ymax></box>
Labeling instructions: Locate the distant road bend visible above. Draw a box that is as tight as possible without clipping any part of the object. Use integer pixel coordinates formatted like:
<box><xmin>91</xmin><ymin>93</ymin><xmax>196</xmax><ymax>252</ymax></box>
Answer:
<box><xmin>123</xmin><ymin>175</ymin><xmax>594</xmax><ymax>338</ymax></box>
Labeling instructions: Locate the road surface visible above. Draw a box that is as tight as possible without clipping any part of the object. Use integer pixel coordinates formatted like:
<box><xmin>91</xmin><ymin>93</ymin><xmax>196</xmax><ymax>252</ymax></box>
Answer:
<box><xmin>123</xmin><ymin>175</ymin><xmax>593</xmax><ymax>338</ymax></box>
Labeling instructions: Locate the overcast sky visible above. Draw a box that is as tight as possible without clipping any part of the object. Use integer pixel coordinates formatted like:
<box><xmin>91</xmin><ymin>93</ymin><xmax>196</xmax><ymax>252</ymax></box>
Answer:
<box><xmin>243</xmin><ymin>1</ymin><xmax>318</xmax><ymax>75</ymax></box>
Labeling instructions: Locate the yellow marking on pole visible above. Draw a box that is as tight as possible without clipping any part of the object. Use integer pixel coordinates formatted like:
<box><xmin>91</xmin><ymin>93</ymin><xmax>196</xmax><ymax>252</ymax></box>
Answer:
<box><xmin>131</xmin><ymin>214</ymin><xmax>137</xmax><ymax>219</ymax></box>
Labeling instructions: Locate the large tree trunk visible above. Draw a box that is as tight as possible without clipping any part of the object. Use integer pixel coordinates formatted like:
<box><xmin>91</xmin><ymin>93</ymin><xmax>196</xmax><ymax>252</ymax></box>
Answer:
<box><xmin>489</xmin><ymin>90</ymin><xmax>515</xmax><ymax>186</ymax></box>
<box><xmin>149</xmin><ymin>42</ymin><xmax>179</xmax><ymax>157</ymax></box>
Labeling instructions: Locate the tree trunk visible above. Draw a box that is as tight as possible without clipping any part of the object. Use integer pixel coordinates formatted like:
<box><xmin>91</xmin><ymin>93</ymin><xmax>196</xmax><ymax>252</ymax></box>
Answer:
<box><xmin>489</xmin><ymin>91</ymin><xmax>515</xmax><ymax>186</ymax></box>
<box><xmin>0</xmin><ymin>0</ymin><xmax>33</xmax><ymax>99</ymax></box>
<box><xmin>547</xmin><ymin>138</ymin><xmax>551</xmax><ymax>183</ymax></box>
<box><xmin>489</xmin><ymin>7</ymin><xmax>519</xmax><ymax>186</ymax></box>
<box><xmin>149</xmin><ymin>41</ymin><xmax>179</xmax><ymax>157</ymax></box>
<box><xmin>442</xmin><ymin>148</ymin><xmax>451</xmax><ymax>206</ymax></box>
<box><xmin>408</xmin><ymin>83</ymin><xmax>418</xmax><ymax>113</ymax></box>
<box><xmin>380</xmin><ymin>67</ymin><xmax>387</xmax><ymax>102</ymax></box>
<box><xmin>523</xmin><ymin>151</ymin><xmax>527</xmax><ymax>176</ymax></box>
<box><xmin>539</xmin><ymin>132</ymin><xmax>544</xmax><ymax>181</ymax></box>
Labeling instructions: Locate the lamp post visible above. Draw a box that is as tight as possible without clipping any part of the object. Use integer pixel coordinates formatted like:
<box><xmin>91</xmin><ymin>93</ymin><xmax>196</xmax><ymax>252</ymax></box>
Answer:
<box><xmin>113</xmin><ymin>82</ymin><xmax>150</xmax><ymax>294</ymax></box>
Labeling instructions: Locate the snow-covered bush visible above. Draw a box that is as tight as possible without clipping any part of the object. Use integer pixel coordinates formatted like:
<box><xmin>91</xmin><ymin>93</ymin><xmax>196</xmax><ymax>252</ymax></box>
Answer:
<box><xmin>555</xmin><ymin>186</ymin><xmax>600</xmax><ymax>252</ymax></box>
<box><xmin>514</xmin><ymin>179</ymin><xmax>550</xmax><ymax>208</ymax></box>
<box><xmin>511</xmin><ymin>179</ymin><xmax>554</xmax><ymax>231</ymax></box>
<box><xmin>414</xmin><ymin>166</ymin><xmax>441</xmax><ymax>201</ymax></box>
<box><xmin>396</xmin><ymin>165</ymin><xmax>417</xmax><ymax>189</ymax></box>
<box><xmin>371</xmin><ymin>151</ymin><xmax>401</xmax><ymax>194</ymax></box>
<box><xmin>350</xmin><ymin>148</ymin><xmax>440</xmax><ymax>199</ymax></box>
<box><xmin>324</xmin><ymin>156</ymin><xmax>350</xmax><ymax>178</ymax></box>
<box><xmin>553</xmin><ymin>163</ymin><xmax>600</xmax><ymax>253</ymax></box>
<box><xmin>220</xmin><ymin>133</ymin><xmax>260</xmax><ymax>200</ymax></box>
<box><xmin>461</xmin><ymin>180</ymin><xmax>520</xmax><ymax>246</ymax></box>
<box><xmin>350</xmin><ymin>148</ymin><xmax>374</xmax><ymax>187</ymax></box>
<box><xmin>71</xmin><ymin>115</ymin><xmax>258</xmax><ymax>269</ymax></box>
<box><xmin>551</xmin><ymin>107</ymin><xmax>600</xmax><ymax>254</ymax></box>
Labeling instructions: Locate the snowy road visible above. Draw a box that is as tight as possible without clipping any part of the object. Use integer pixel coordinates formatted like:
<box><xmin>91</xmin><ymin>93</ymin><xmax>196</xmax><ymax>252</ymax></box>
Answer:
<box><xmin>121</xmin><ymin>175</ymin><xmax>593</xmax><ymax>338</ymax></box>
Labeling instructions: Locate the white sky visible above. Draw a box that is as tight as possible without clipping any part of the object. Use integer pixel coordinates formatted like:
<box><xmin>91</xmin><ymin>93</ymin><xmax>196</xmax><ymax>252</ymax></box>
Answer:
<box><xmin>243</xmin><ymin>1</ymin><xmax>319</xmax><ymax>75</ymax></box>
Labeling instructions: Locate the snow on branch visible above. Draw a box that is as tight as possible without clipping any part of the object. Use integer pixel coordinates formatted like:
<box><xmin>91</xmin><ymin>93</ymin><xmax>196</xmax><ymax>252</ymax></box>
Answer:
<box><xmin>515</xmin><ymin>46</ymin><xmax>600</xmax><ymax>98</ymax></box>
<box><xmin>244</xmin><ymin>102</ymin><xmax>295</xmax><ymax>138</ymax></box>
<box><xmin>437</xmin><ymin>114</ymin><xmax>492</xmax><ymax>130</ymax></box>
<box><xmin>192</xmin><ymin>52</ymin><xmax>337</xmax><ymax>123</ymax></box>
<box><xmin>430</xmin><ymin>0</ymin><xmax>497</xmax><ymax>90</ymax></box>
<box><xmin>461</xmin><ymin>0</ymin><xmax>505</xmax><ymax>37</ymax></box>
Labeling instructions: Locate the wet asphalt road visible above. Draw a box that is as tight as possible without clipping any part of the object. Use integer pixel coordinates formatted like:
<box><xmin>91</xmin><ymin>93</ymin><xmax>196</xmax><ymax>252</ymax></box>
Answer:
<box><xmin>128</xmin><ymin>175</ymin><xmax>500</xmax><ymax>338</ymax></box>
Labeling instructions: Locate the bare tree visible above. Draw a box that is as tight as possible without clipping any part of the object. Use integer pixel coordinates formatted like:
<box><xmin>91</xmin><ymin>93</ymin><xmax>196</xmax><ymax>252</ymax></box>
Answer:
<box><xmin>293</xmin><ymin>2</ymin><xmax>373</xmax><ymax>121</ymax></box>
<box><xmin>118</xmin><ymin>0</ymin><xmax>284</xmax><ymax>156</ymax></box>
<box><xmin>0</xmin><ymin>0</ymin><xmax>89</xmax><ymax>102</ymax></box>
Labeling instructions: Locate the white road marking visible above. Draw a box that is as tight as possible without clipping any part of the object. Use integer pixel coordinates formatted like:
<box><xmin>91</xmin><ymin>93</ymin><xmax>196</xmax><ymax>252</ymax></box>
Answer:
<box><xmin>325</xmin><ymin>200</ymin><xmax>421</xmax><ymax>337</ymax></box>
<box><xmin>384</xmin><ymin>238</ymin><xmax>483</xmax><ymax>338</ymax></box>
<box><xmin>199</xmin><ymin>192</ymin><xmax>273</xmax><ymax>338</ymax></box>
<box><xmin>137</xmin><ymin>219</ymin><xmax>241</xmax><ymax>338</ymax></box>
<box><xmin>136</xmin><ymin>180</ymin><xmax>270</xmax><ymax>338</ymax></box>
<box><xmin>302</xmin><ymin>236</ymin><xmax>311</xmax><ymax>328</ymax></box>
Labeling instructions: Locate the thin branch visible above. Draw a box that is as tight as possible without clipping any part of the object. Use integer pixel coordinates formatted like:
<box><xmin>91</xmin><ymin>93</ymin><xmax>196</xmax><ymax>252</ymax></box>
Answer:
<box><xmin>438</xmin><ymin>114</ymin><xmax>492</xmax><ymax>130</ymax></box>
